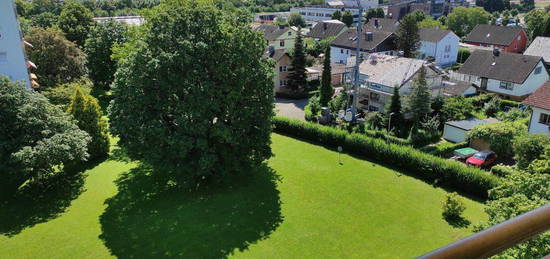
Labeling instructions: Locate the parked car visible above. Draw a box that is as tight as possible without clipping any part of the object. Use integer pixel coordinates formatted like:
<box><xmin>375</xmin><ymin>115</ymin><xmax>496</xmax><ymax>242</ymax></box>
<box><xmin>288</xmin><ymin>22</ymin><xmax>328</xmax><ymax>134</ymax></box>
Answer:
<box><xmin>466</xmin><ymin>150</ymin><xmax>497</xmax><ymax>167</ymax></box>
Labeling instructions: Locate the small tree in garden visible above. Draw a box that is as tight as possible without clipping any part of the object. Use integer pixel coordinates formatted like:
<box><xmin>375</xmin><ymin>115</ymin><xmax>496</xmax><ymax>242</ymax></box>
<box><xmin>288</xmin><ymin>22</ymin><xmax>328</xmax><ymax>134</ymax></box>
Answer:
<box><xmin>467</xmin><ymin>121</ymin><xmax>527</xmax><ymax>157</ymax></box>
<box><xmin>67</xmin><ymin>89</ymin><xmax>110</xmax><ymax>159</ymax></box>
<box><xmin>319</xmin><ymin>46</ymin><xmax>333</xmax><ymax>107</ymax></box>
<box><xmin>332</xmin><ymin>10</ymin><xmax>342</xmax><ymax>21</ymax></box>
<box><xmin>287</xmin><ymin>32</ymin><xmax>308</xmax><ymax>93</ymax></box>
<box><xmin>483</xmin><ymin>95</ymin><xmax>501</xmax><ymax>117</ymax></box>
<box><xmin>442</xmin><ymin>192</ymin><xmax>466</xmax><ymax>220</ymax></box>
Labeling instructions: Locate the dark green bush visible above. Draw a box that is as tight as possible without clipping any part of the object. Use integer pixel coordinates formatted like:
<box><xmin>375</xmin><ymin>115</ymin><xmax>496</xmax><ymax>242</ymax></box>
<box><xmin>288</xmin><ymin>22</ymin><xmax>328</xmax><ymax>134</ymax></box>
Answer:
<box><xmin>273</xmin><ymin>116</ymin><xmax>501</xmax><ymax>198</ymax></box>
<box><xmin>421</xmin><ymin>141</ymin><xmax>468</xmax><ymax>158</ymax></box>
<box><xmin>490</xmin><ymin>165</ymin><xmax>517</xmax><ymax>177</ymax></box>
<box><xmin>363</xmin><ymin>129</ymin><xmax>411</xmax><ymax>146</ymax></box>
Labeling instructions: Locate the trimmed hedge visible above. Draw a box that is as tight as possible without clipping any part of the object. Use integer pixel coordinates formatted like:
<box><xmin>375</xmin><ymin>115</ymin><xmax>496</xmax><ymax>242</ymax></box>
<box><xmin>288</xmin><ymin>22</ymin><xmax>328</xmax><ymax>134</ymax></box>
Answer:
<box><xmin>490</xmin><ymin>165</ymin><xmax>517</xmax><ymax>177</ymax></box>
<box><xmin>420</xmin><ymin>141</ymin><xmax>468</xmax><ymax>158</ymax></box>
<box><xmin>363</xmin><ymin>129</ymin><xmax>411</xmax><ymax>146</ymax></box>
<box><xmin>273</xmin><ymin>116</ymin><xmax>500</xmax><ymax>199</ymax></box>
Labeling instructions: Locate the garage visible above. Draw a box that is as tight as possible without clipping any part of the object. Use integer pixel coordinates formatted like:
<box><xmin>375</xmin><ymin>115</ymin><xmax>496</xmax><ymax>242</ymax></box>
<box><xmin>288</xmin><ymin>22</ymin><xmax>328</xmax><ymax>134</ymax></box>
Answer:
<box><xmin>443</xmin><ymin>118</ymin><xmax>500</xmax><ymax>143</ymax></box>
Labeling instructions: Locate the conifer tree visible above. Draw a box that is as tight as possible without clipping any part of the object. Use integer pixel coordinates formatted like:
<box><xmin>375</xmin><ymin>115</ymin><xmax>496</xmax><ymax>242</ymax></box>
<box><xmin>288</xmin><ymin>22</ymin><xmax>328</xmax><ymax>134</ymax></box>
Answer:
<box><xmin>388</xmin><ymin>86</ymin><xmax>403</xmax><ymax>134</ymax></box>
<box><xmin>342</xmin><ymin>10</ymin><xmax>354</xmax><ymax>27</ymax></box>
<box><xmin>287</xmin><ymin>32</ymin><xmax>308</xmax><ymax>93</ymax></box>
<box><xmin>407</xmin><ymin>66</ymin><xmax>431</xmax><ymax>121</ymax></box>
<box><xmin>67</xmin><ymin>89</ymin><xmax>110</xmax><ymax>159</ymax></box>
<box><xmin>396</xmin><ymin>14</ymin><xmax>420</xmax><ymax>58</ymax></box>
<box><xmin>319</xmin><ymin>46</ymin><xmax>333</xmax><ymax>106</ymax></box>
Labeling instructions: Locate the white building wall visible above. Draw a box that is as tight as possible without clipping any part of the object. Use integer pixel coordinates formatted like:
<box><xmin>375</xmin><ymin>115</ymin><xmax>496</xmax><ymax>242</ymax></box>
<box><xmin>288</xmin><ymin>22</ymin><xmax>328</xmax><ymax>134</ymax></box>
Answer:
<box><xmin>418</xmin><ymin>33</ymin><xmax>459</xmax><ymax>67</ymax></box>
<box><xmin>528</xmin><ymin>107</ymin><xmax>550</xmax><ymax>135</ymax></box>
<box><xmin>330</xmin><ymin>46</ymin><xmax>396</xmax><ymax>64</ymax></box>
<box><xmin>0</xmin><ymin>0</ymin><xmax>30</xmax><ymax>88</ymax></box>
<box><xmin>291</xmin><ymin>7</ymin><xmax>361</xmax><ymax>23</ymax></box>
<box><xmin>443</xmin><ymin>124</ymin><xmax>468</xmax><ymax>143</ymax></box>
<box><xmin>485</xmin><ymin>60</ymin><xmax>549</xmax><ymax>97</ymax></box>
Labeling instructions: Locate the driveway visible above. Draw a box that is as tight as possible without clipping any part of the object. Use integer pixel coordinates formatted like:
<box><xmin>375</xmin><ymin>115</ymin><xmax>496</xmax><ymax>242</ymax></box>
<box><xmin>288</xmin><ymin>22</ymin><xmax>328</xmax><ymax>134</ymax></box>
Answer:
<box><xmin>275</xmin><ymin>98</ymin><xmax>308</xmax><ymax>121</ymax></box>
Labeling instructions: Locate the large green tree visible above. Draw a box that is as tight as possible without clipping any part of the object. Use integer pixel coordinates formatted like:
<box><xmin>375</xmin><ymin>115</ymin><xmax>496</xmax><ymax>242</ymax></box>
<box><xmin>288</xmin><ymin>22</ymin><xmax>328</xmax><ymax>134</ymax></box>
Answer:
<box><xmin>387</xmin><ymin>86</ymin><xmax>404</xmax><ymax>134</ymax></box>
<box><xmin>319</xmin><ymin>46</ymin><xmax>333</xmax><ymax>107</ymax></box>
<box><xmin>57</xmin><ymin>0</ymin><xmax>95</xmax><ymax>46</ymax></box>
<box><xmin>109</xmin><ymin>0</ymin><xmax>274</xmax><ymax>185</ymax></box>
<box><xmin>447</xmin><ymin>7</ymin><xmax>491</xmax><ymax>37</ymax></box>
<box><xmin>512</xmin><ymin>134</ymin><xmax>550</xmax><ymax>169</ymax></box>
<box><xmin>288</xmin><ymin>13</ymin><xmax>306</xmax><ymax>27</ymax></box>
<box><xmin>525</xmin><ymin>9</ymin><xmax>550</xmax><ymax>39</ymax></box>
<box><xmin>406</xmin><ymin>66</ymin><xmax>431</xmax><ymax>121</ymax></box>
<box><xmin>84</xmin><ymin>20</ymin><xmax>128</xmax><ymax>89</ymax></box>
<box><xmin>332</xmin><ymin>10</ymin><xmax>342</xmax><ymax>20</ymax></box>
<box><xmin>287</xmin><ymin>32</ymin><xmax>308</xmax><ymax>93</ymax></box>
<box><xmin>67</xmin><ymin>89</ymin><xmax>110</xmax><ymax>160</ymax></box>
<box><xmin>0</xmin><ymin>77</ymin><xmax>90</xmax><ymax>198</ymax></box>
<box><xmin>26</xmin><ymin>27</ymin><xmax>88</xmax><ymax>89</ymax></box>
<box><xmin>396</xmin><ymin>14</ymin><xmax>420</xmax><ymax>58</ymax></box>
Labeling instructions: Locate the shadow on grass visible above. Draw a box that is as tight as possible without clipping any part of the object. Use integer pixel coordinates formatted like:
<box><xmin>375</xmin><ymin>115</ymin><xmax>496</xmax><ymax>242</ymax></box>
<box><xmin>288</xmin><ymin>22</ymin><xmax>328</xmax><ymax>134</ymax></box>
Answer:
<box><xmin>444</xmin><ymin>216</ymin><xmax>471</xmax><ymax>229</ymax></box>
<box><xmin>99</xmin><ymin>163</ymin><xmax>283</xmax><ymax>258</ymax></box>
<box><xmin>0</xmin><ymin>158</ymin><xmax>105</xmax><ymax>237</ymax></box>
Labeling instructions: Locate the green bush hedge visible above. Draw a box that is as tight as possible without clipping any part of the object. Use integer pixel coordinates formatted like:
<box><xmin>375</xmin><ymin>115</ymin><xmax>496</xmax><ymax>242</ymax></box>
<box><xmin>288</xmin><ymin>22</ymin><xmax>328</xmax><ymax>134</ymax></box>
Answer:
<box><xmin>420</xmin><ymin>141</ymin><xmax>468</xmax><ymax>158</ymax></box>
<box><xmin>490</xmin><ymin>165</ymin><xmax>517</xmax><ymax>177</ymax></box>
<box><xmin>363</xmin><ymin>129</ymin><xmax>411</xmax><ymax>146</ymax></box>
<box><xmin>273</xmin><ymin>116</ymin><xmax>500</xmax><ymax>198</ymax></box>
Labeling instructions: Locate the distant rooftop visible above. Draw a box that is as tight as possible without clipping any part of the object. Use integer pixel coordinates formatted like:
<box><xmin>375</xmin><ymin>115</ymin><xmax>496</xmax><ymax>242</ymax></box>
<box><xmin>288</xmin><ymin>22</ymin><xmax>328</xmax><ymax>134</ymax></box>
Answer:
<box><xmin>445</xmin><ymin>118</ymin><xmax>500</xmax><ymax>130</ymax></box>
<box><xmin>93</xmin><ymin>16</ymin><xmax>144</xmax><ymax>26</ymax></box>
<box><xmin>348</xmin><ymin>53</ymin><xmax>427</xmax><ymax>87</ymax></box>
<box><xmin>524</xmin><ymin>37</ymin><xmax>550</xmax><ymax>63</ymax></box>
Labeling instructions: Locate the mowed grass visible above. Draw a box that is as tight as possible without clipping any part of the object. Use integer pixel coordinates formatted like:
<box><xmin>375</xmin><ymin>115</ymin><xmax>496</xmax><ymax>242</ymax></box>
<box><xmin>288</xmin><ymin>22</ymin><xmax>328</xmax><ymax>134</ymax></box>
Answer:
<box><xmin>0</xmin><ymin>134</ymin><xmax>486</xmax><ymax>258</ymax></box>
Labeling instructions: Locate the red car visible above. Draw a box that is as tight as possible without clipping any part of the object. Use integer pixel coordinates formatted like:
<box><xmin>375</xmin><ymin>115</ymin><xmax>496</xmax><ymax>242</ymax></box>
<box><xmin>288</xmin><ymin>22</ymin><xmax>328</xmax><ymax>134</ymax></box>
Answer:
<box><xmin>466</xmin><ymin>150</ymin><xmax>497</xmax><ymax>167</ymax></box>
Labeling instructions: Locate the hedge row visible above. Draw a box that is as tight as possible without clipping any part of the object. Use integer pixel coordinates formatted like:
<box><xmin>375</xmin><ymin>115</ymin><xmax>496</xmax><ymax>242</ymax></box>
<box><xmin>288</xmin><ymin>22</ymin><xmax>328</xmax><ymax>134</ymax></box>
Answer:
<box><xmin>490</xmin><ymin>165</ymin><xmax>517</xmax><ymax>177</ymax></box>
<box><xmin>420</xmin><ymin>141</ymin><xmax>469</xmax><ymax>158</ymax></box>
<box><xmin>273</xmin><ymin>116</ymin><xmax>500</xmax><ymax>199</ymax></box>
<box><xmin>363</xmin><ymin>129</ymin><xmax>411</xmax><ymax>146</ymax></box>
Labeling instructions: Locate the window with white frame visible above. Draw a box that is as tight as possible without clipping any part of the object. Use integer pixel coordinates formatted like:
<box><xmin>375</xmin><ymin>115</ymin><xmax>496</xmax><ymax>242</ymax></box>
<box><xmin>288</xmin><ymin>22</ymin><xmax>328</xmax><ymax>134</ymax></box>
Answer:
<box><xmin>535</xmin><ymin>66</ymin><xmax>542</xmax><ymax>75</ymax></box>
<box><xmin>280</xmin><ymin>40</ymin><xmax>285</xmax><ymax>47</ymax></box>
<box><xmin>499</xmin><ymin>81</ymin><xmax>513</xmax><ymax>90</ymax></box>
<box><xmin>540</xmin><ymin>113</ymin><xmax>550</xmax><ymax>125</ymax></box>
<box><xmin>279</xmin><ymin>66</ymin><xmax>287</xmax><ymax>72</ymax></box>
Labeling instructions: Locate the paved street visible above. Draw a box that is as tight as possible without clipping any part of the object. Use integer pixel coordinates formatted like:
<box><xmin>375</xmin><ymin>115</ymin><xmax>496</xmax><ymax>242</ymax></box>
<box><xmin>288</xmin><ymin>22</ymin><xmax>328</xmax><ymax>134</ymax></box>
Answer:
<box><xmin>275</xmin><ymin>98</ymin><xmax>308</xmax><ymax>121</ymax></box>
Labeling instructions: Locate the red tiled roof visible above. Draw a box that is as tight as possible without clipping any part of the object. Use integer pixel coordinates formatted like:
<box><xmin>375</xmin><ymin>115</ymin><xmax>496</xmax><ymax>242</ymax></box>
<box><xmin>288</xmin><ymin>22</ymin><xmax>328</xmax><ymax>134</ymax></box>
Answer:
<box><xmin>523</xmin><ymin>81</ymin><xmax>550</xmax><ymax>110</ymax></box>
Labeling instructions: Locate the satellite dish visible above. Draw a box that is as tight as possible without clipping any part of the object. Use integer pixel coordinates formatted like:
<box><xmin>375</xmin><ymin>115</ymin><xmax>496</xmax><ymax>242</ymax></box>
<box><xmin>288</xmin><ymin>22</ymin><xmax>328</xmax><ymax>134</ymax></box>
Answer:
<box><xmin>344</xmin><ymin>111</ymin><xmax>353</xmax><ymax>122</ymax></box>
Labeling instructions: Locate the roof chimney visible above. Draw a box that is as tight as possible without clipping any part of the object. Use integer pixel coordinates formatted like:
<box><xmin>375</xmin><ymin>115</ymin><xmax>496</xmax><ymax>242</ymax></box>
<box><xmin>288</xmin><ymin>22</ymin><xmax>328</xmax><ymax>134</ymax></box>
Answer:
<box><xmin>268</xmin><ymin>46</ymin><xmax>275</xmax><ymax>57</ymax></box>
<box><xmin>493</xmin><ymin>48</ymin><xmax>500</xmax><ymax>57</ymax></box>
<box><xmin>374</xmin><ymin>19</ymin><xmax>379</xmax><ymax>28</ymax></box>
<box><xmin>323</xmin><ymin>22</ymin><xmax>328</xmax><ymax>30</ymax></box>
<box><xmin>365</xmin><ymin>31</ymin><xmax>373</xmax><ymax>41</ymax></box>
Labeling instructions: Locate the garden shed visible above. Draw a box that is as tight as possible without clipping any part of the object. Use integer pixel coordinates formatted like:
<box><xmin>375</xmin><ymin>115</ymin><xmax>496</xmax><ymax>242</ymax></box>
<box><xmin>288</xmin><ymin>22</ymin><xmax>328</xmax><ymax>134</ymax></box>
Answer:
<box><xmin>443</xmin><ymin>118</ymin><xmax>500</xmax><ymax>143</ymax></box>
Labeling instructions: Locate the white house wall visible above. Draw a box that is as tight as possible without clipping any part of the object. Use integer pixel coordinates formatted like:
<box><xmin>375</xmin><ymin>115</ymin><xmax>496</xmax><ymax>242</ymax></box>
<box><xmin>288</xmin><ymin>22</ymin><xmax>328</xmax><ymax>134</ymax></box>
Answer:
<box><xmin>0</xmin><ymin>0</ymin><xmax>30</xmax><ymax>88</ymax></box>
<box><xmin>528</xmin><ymin>107</ymin><xmax>550</xmax><ymax>135</ymax></box>
<box><xmin>418</xmin><ymin>33</ymin><xmax>459</xmax><ymax>67</ymax></box>
<box><xmin>443</xmin><ymin>124</ymin><xmax>468</xmax><ymax>143</ymax></box>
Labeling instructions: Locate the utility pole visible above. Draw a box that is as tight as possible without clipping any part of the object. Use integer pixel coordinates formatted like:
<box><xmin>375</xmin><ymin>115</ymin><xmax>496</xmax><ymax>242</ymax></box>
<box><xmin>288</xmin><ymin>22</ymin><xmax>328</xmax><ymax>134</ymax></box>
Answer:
<box><xmin>351</xmin><ymin>0</ymin><xmax>363</xmax><ymax>123</ymax></box>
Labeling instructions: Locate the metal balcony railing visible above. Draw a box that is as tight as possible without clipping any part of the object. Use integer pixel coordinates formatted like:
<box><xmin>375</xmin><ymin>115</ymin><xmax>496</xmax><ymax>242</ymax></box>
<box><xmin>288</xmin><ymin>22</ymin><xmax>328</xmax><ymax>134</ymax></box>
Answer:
<box><xmin>418</xmin><ymin>203</ymin><xmax>550</xmax><ymax>259</ymax></box>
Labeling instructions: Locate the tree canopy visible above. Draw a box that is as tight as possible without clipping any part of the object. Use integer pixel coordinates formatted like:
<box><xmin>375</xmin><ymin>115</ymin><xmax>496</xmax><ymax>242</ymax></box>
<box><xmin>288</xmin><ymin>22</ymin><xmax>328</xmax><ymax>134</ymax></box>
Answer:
<box><xmin>406</xmin><ymin>66</ymin><xmax>431</xmax><ymax>121</ymax></box>
<box><xmin>342</xmin><ymin>10</ymin><xmax>353</xmax><ymax>27</ymax></box>
<box><xmin>287</xmin><ymin>32</ymin><xmax>308</xmax><ymax>93</ymax></box>
<box><xmin>26</xmin><ymin>27</ymin><xmax>88</xmax><ymax>89</ymax></box>
<box><xmin>447</xmin><ymin>7</ymin><xmax>491</xmax><ymax>37</ymax></box>
<box><xmin>57</xmin><ymin>0</ymin><xmax>96</xmax><ymax>46</ymax></box>
<box><xmin>0</xmin><ymin>77</ymin><xmax>90</xmax><ymax>198</ymax></box>
<box><xmin>84</xmin><ymin>20</ymin><xmax>129</xmax><ymax>89</ymax></box>
<box><xmin>108</xmin><ymin>0</ymin><xmax>274</xmax><ymax>185</ymax></box>
<box><xmin>319</xmin><ymin>46</ymin><xmax>333</xmax><ymax>107</ymax></box>
<box><xmin>396</xmin><ymin>14</ymin><xmax>420</xmax><ymax>58</ymax></box>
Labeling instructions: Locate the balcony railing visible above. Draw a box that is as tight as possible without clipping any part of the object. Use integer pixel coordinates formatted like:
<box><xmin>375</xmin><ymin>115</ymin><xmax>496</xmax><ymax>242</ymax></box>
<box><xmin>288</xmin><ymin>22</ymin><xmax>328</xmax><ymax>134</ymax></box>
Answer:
<box><xmin>419</xmin><ymin>203</ymin><xmax>550</xmax><ymax>259</ymax></box>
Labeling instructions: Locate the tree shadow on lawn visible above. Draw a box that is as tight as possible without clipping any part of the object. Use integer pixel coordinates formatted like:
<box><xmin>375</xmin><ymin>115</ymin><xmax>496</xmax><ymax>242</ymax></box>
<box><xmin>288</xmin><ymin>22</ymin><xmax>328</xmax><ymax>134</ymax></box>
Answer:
<box><xmin>0</xmin><ymin>159</ymin><xmax>104</xmax><ymax>237</ymax></box>
<box><xmin>99</xmin><ymin>163</ymin><xmax>283</xmax><ymax>259</ymax></box>
<box><xmin>443</xmin><ymin>215</ymin><xmax>471</xmax><ymax>229</ymax></box>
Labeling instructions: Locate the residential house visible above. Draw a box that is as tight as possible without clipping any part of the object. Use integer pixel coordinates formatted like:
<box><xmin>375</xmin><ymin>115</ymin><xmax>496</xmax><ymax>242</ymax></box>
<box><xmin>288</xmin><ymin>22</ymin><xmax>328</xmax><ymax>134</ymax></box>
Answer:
<box><xmin>443</xmin><ymin>118</ymin><xmax>500</xmax><ymax>143</ymax></box>
<box><xmin>457</xmin><ymin>50</ymin><xmax>549</xmax><ymax>101</ymax></box>
<box><xmin>290</xmin><ymin>6</ymin><xmax>361</xmax><ymax>23</ymax></box>
<box><xmin>418</xmin><ymin>28</ymin><xmax>459</xmax><ymax>67</ymax></box>
<box><xmin>524</xmin><ymin>36</ymin><xmax>550</xmax><ymax>66</ymax></box>
<box><xmin>523</xmin><ymin>81</ymin><xmax>550</xmax><ymax>135</ymax></box>
<box><xmin>307</xmin><ymin>20</ymin><xmax>348</xmax><ymax>41</ymax></box>
<box><xmin>463</xmin><ymin>24</ymin><xmax>528</xmax><ymax>53</ymax></box>
<box><xmin>431</xmin><ymin>80</ymin><xmax>477</xmax><ymax>97</ymax></box>
<box><xmin>306</xmin><ymin>62</ymin><xmax>347</xmax><ymax>86</ymax></box>
<box><xmin>330</xmin><ymin>28</ymin><xmax>396</xmax><ymax>64</ymax></box>
<box><xmin>252</xmin><ymin>24</ymin><xmax>298</xmax><ymax>50</ymax></box>
<box><xmin>364</xmin><ymin>18</ymin><xmax>399</xmax><ymax>33</ymax></box>
<box><xmin>0</xmin><ymin>0</ymin><xmax>33</xmax><ymax>88</ymax></box>
<box><xmin>266</xmin><ymin>48</ymin><xmax>292</xmax><ymax>94</ymax></box>
<box><xmin>345</xmin><ymin>54</ymin><xmax>444</xmax><ymax>112</ymax></box>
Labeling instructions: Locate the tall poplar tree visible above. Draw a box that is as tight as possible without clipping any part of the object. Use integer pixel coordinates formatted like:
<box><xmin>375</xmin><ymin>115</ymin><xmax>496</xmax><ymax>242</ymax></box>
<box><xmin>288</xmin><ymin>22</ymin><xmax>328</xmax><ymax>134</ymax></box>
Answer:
<box><xmin>388</xmin><ymin>86</ymin><xmax>403</xmax><ymax>134</ymax></box>
<box><xmin>319</xmin><ymin>46</ymin><xmax>333</xmax><ymax>106</ymax></box>
<box><xmin>407</xmin><ymin>66</ymin><xmax>431</xmax><ymax>121</ymax></box>
<box><xmin>396</xmin><ymin>14</ymin><xmax>420</xmax><ymax>58</ymax></box>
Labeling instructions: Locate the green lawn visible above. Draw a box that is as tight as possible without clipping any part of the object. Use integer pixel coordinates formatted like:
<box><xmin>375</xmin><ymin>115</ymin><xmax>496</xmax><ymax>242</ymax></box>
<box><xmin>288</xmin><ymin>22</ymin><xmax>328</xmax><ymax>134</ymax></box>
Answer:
<box><xmin>0</xmin><ymin>134</ymin><xmax>486</xmax><ymax>258</ymax></box>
